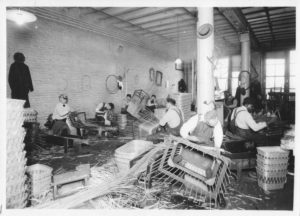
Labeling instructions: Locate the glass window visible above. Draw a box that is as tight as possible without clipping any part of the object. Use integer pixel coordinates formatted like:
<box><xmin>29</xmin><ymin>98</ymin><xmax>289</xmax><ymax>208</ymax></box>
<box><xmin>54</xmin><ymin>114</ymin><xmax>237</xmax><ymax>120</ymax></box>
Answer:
<box><xmin>265</xmin><ymin>58</ymin><xmax>285</xmax><ymax>98</ymax></box>
<box><xmin>289</xmin><ymin>50</ymin><xmax>296</xmax><ymax>92</ymax></box>
<box><xmin>214</xmin><ymin>57</ymin><xmax>229</xmax><ymax>92</ymax></box>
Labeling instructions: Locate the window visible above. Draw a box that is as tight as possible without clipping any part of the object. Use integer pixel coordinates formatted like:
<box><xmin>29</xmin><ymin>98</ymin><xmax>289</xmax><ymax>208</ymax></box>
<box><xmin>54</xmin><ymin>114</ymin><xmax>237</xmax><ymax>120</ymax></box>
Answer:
<box><xmin>214</xmin><ymin>58</ymin><xmax>229</xmax><ymax>92</ymax></box>
<box><xmin>289</xmin><ymin>50</ymin><xmax>296</xmax><ymax>93</ymax></box>
<box><xmin>231</xmin><ymin>71</ymin><xmax>240</xmax><ymax>96</ymax></box>
<box><xmin>265</xmin><ymin>58</ymin><xmax>285</xmax><ymax>98</ymax></box>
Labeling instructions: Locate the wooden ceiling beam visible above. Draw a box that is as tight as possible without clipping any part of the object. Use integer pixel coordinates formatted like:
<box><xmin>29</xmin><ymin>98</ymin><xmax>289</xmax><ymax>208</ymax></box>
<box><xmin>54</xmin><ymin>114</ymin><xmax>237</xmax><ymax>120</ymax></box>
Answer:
<box><xmin>264</xmin><ymin>7</ymin><xmax>275</xmax><ymax>46</ymax></box>
<box><xmin>217</xmin><ymin>7</ymin><xmax>260</xmax><ymax>50</ymax></box>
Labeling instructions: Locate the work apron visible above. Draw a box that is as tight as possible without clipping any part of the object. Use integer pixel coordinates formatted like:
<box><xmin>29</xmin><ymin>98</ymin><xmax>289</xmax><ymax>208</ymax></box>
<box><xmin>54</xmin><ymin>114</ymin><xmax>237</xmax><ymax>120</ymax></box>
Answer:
<box><xmin>190</xmin><ymin>116</ymin><xmax>214</xmax><ymax>147</ymax></box>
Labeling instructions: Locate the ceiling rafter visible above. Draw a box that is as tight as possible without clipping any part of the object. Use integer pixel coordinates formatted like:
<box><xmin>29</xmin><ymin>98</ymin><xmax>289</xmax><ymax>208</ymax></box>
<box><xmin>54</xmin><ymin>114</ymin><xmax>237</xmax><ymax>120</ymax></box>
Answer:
<box><xmin>93</xmin><ymin>8</ymin><xmax>175</xmax><ymax>43</ymax></box>
<box><xmin>264</xmin><ymin>7</ymin><xmax>275</xmax><ymax>44</ymax></box>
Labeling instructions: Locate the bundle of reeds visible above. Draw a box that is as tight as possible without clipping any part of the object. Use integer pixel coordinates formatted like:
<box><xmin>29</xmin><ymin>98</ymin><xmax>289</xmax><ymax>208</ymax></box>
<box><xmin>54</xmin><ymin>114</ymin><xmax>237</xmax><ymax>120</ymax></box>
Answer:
<box><xmin>33</xmin><ymin>142</ymin><xmax>168</xmax><ymax>209</ymax></box>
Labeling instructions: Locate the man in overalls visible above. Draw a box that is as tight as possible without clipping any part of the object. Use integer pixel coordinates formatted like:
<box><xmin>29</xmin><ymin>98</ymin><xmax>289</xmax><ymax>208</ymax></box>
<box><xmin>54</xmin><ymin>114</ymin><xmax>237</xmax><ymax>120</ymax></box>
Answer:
<box><xmin>180</xmin><ymin>105</ymin><xmax>223</xmax><ymax>148</ymax></box>
<box><xmin>228</xmin><ymin>97</ymin><xmax>269</xmax><ymax>145</ymax></box>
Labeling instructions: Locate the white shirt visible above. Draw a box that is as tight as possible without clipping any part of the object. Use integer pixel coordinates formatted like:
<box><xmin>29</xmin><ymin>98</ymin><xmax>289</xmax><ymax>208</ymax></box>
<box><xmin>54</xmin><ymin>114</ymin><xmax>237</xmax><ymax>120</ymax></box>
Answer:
<box><xmin>180</xmin><ymin>114</ymin><xmax>223</xmax><ymax>148</ymax></box>
<box><xmin>53</xmin><ymin>103</ymin><xmax>71</xmax><ymax>120</ymax></box>
<box><xmin>231</xmin><ymin>106</ymin><xmax>267</xmax><ymax>131</ymax></box>
<box><xmin>95</xmin><ymin>102</ymin><xmax>105</xmax><ymax>113</ymax></box>
<box><xmin>159</xmin><ymin>106</ymin><xmax>181</xmax><ymax>128</ymax></box>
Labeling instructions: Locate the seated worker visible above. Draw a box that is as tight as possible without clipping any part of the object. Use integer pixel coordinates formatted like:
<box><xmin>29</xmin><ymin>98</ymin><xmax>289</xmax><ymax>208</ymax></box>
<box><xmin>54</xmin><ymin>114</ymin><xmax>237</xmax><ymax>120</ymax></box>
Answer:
<box><xmin>146</xmin><ymin>95</ymin><xmax>158</xmax><ymax>113</ymax></box>
<box><xmin>121</xmin><ymin>94</ymin><xmax>131</xmax><ymax>114</ymax></box>
<box><xmin>95</xmin><ymin>102</ymin><xmax>115</xmax><ymax>125</ymax></box>
<box><xmin>103</xmin><ymin>103</ymin><xmax>115</xmax><ymax>126</ymax></box>
<box><xmin>95</xmin><ymin>102</ymin><xmax>107</xmax><ymax>122</ymax></box>
<box><xmin>180</xmin><ymin>104</ymin><xmax>223</xmax><ymax>148</ymax></box>
<box><xmin>158</xmin><ymin>97</ymin><xmax>183</xmax><ymax>136</ymax></box>
<box><xmin>228</xmin><ymin>97</ymin><xmax>275</xmax><ymax>145</ymax></box>
<box><xmin>52</xmin><ymin>94</ymin><xmax>72</xmax><ymax>136</ymax></box>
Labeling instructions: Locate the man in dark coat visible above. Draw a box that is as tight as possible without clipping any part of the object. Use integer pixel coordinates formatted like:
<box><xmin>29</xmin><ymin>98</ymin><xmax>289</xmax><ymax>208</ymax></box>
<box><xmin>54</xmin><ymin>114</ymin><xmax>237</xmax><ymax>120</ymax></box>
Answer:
<box><xmin>8</xmin><ymin>52</ymin><xmax>34</xmax><ymax>108</ymax></box>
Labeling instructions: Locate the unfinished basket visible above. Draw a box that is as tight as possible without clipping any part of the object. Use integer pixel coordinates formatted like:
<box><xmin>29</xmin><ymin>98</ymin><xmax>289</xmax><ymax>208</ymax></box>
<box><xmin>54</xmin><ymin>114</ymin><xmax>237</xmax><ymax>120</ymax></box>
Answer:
<box><xmin>146</xmin><ymin>136</ymin><xmax>231</xmax><ymax>206</ymax></box>
<box><xmin>26</xmin><ymin>164</ymin><xmax>53</xmax><ymax>198</ymax></box>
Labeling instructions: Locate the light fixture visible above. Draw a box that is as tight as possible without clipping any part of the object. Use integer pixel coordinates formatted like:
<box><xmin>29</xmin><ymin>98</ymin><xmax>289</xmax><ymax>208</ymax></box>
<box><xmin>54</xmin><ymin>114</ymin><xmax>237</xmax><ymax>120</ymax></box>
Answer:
<box><xmin>6</xmin><ymin>9</ymin><xmax>37</xmax><ymax>25</ymax></box>
<box><xmin>175</xmin><ymin>15</ymin><xmax>183</xmax><ymax>71</ymax></box>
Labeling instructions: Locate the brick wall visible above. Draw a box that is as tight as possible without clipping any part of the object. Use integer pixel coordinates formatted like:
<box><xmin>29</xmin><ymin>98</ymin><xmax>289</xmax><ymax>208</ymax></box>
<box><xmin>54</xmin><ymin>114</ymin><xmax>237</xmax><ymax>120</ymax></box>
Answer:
<box><xmin>7</xmin><ymin>18</ymin><xmax>183</xmax><ymax>124</ymax></box>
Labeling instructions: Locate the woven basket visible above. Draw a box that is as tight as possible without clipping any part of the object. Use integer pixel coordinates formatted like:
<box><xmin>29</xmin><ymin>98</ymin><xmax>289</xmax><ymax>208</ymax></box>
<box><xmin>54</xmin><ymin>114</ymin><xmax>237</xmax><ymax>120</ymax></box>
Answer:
<box><xmin>257</xmin><ymin>155</ymin><xmax>289</xmax><ymax>165</ymax></box>
<box><xmin>27</xmin><ymin>164</ymin><xmax>53</xmax><ymax>198</ymax></box>
<box><xmin>257</xmin><ymin>146</ymin><xmax>289</xmax><ymax>159</ymax></box>
<box><xmin>256</xmin><ymin>167</ymin><xmax>287</xmax><ymax>178</ymax></box>
<box><xmin>258</xmin><ymin>181</ymin><xmax>285</xmax><ymax>191</ymax></box>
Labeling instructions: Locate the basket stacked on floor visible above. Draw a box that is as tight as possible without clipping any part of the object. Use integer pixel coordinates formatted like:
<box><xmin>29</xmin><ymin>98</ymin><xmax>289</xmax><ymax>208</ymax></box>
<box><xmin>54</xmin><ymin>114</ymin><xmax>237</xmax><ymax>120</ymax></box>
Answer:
<box><xmin>23</xmin><ymin>108</ymin><xmax>38</xmax><ymax>123</ymax></box>
<box><xmin>117</xmin><ymin>114</ymin><xmax>127</xmax><ymax>130</ymax></box>
<box><xmin>26</xmin><ymin>164</ymin><xmax>53</xmax><ymax>202</ymax></box>
<box><xmin>256</xmin><ymin>146</ymin><xmax>289</xmax><ymax>191</ymax></box>
<box><xmin>6</xmin><ymin>99</ymin><xmax>28</xmax><ymax>208</ymax></box>
<box><xmin>171</xmin><ymin>93</ymin><xmax>192</xmax><ymax>122</ymax></box>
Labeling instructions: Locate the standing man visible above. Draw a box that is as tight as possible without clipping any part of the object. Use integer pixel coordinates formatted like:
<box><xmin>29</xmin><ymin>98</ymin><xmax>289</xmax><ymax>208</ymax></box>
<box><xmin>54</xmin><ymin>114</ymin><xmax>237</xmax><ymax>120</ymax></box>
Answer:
<box><xmin>8</xmin><ymin>52</ymin><xmax>34</xmax><ymax>108</ymax></box>
<box><xmin>180</xmin><ymin>105</ymin><xmax>223</xmax><ymax>148</ymax></box>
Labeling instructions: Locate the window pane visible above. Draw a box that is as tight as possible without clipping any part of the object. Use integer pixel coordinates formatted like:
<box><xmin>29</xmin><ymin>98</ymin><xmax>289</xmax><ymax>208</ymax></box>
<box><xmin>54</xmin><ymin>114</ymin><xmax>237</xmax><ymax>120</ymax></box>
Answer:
<box><xmin>290</xmin><ymin>63</ymin><xmax>296</xmax><ymax>76</ymax></box>
<box><xmin>231</xmin><ymin>78</ymin><xmax>239</xmax><ymax>96</ymax></box>
<box><xmin>275</xmin><ymin>64</ymin><xmax>285</xmax><ymax>76</ymax></box>
<box><xmin>232</xmin><ymin>71</ymin><xmax>240</xmax><ymax>78</ymax></box>
<box><xmin>289</xmin><ymin>88</ymin><xmax>295</xmax><ymax>93</ymax></box>
<box><xmin>290</xmin><ymin>76</ymin><xmax>295</xmax><ymax>89</ymax></box>
<box><xmin>290</xmin><ymin>50</ymin><xmax>296</xmax><ymax>64</ymax></box>
<box><xmin>266</xmin><ymin>64</ymin><xmax>275</xmax><ymax>76</ymax></box>
<box><xmin>218</xmin><ymin>78</ymin><xmax>228</xmax><ymax>91</ymax></box>
<box><xmin>266</xmin><ymin>77</ymin><xmax>275</xmax><ymax>88</ymax></box>
<box><xmin>215</xmin><ymin>58</ymin><xmax>229</xmax><ymax>78</ymax></box>
<box><xmin>274</xmin><ymin>77</ymin><xmax>284</xmax><ymax>88</ymax></box>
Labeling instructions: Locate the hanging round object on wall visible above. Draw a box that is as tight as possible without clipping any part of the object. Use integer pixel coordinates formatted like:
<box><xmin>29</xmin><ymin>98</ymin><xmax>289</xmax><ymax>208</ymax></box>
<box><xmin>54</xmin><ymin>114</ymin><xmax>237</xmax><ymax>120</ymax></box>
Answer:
<box><xmin>197</xmin><ymin>23</ymin><xmax>214</xmax><ymax>39</ymax></box>
<box><xmin>106</xmin><ymin>75</ymin><xmax>119</xmax><ymax>94</ymax></box>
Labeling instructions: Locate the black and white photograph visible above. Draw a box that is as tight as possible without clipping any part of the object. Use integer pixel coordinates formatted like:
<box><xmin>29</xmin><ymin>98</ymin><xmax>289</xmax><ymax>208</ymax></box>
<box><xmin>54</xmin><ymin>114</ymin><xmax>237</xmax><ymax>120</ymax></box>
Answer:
<box><xmin>0</xmin><ymin>0</ymin><xmax>298</xmax><ymax>215</ymax></box>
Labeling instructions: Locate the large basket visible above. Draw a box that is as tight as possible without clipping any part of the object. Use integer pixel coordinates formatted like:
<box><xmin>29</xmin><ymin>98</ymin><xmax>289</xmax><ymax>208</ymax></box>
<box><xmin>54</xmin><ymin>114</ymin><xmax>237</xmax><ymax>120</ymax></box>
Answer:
<box><xmin>27</xmin><ymin>164</ymin><xmax>53</xmax><ymax>198</ymax></box>
<box><xmin>147</xmin><ymin>136</ymin><xmax>231</xmax><ymax>206</ymax></box>
<box><xmin>257</xmin><ymin>155</ymin><xmax>289</xmax><ymax>165</ymax></box>
<box><xmin>257</xmin><ymin>146</ymin><xmax>289</xmax><ymax>159</ymax></box>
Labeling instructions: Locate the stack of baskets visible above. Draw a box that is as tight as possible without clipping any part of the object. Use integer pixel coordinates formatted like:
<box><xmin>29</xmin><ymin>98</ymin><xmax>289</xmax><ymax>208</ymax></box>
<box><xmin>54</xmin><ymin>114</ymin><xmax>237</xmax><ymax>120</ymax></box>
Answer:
<box><xmin>171</xmin><ymin>93</ymin><xmax>192</xmax><ymax>122</ymax></box>
<box><xmin>256</xmin><ymin>146</ymin><xmax>289</xmax><ymax>191</ymax></box>
<box><xmin>26</xmin><ymin>164</ymin><xmax>53</xmax><ymax>201</ymax></box>
<box><xmin>117</xmin><ymin>114</ymin><xmax>127</xmax><ymax>130</ymax></box>
<box><xmin>6</xmin><ymin>99</ymin><xmax>28</xmax><ymax>208</ymax></box>
<box><xmin>23</xmin><ymin>108</ymin><xmax>38</xmax><ymax>123</ymax></box>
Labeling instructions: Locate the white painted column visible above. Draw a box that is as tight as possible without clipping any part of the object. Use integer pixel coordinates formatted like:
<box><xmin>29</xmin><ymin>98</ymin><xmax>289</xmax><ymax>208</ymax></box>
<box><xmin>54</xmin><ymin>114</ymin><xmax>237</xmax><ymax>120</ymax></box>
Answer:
<box><xmin>239</xmin><ymin>33</ymin><xmax>251</xmax><ymax>104</ymax></box>
<box><xmin>196</xmin><ymin>7</ymin><xmax>214</xmax><ymax>114</ymax></box>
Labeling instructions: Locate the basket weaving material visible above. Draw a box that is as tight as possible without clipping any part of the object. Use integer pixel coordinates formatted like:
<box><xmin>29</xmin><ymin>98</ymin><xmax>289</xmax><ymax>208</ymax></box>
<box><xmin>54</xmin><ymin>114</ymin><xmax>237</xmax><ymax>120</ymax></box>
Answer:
<box><xmin>27</xmin><ymin>164</ymin><xmax>53</xmax><ymax>198</ymax></box>
<box><xmin>6</xmin><ymin>99</ymin><xmax>28</xmax><ymax>209</ymax></box>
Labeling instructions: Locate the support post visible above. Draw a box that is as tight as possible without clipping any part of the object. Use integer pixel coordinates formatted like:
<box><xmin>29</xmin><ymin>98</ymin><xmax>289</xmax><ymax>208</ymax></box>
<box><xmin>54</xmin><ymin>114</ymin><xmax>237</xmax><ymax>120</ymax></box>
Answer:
<box><xmin>240</xmin><ymin>33</ymin><xmax>251</xmax><ymax>104</ymax></box>
<box><xmin>196</xmin><ymin>7</ymin><xmax>214</xmax><ymax>114</ymax></box>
